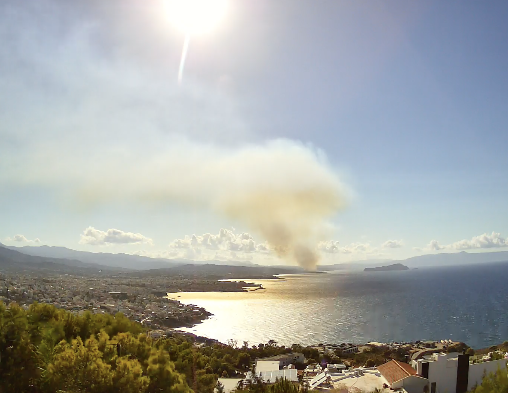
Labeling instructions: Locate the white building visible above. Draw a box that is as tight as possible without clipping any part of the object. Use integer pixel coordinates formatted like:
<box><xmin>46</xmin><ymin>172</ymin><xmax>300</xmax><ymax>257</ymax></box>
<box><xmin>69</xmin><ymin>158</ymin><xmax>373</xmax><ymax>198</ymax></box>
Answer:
<box><xmin>216</xmin><ymin>378</ymin><xmax>243</xmax><ymax>393</ymax></box>
<box><xmin>378</xmin><ymin>360</ymin><xmax>429</xmax><ymax>393</ymax></box>
<box><xmin>250</xmin><ymin>369</ymin><xmax>298</xmax><ymax>384</ymax></box>
<box><xmin>412</xmin><ymin>352</ymin><xmax>508</xmax><ymax>393</ymax></box>
<box><xmin>255</xmin><ymin>353</ymin><xmax>305</xmax><ymax>372</ymax></box>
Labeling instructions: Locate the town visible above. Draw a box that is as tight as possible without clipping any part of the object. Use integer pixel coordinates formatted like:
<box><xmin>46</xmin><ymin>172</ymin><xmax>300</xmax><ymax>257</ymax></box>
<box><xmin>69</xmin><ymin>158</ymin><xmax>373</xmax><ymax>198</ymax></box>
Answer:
<box><xmin>218</xmin><ymin>341</ymin><xmax>508</xmax><ymax>393</ymax></box>
<box><xmin>1</xmin><ymin>268</ymin><xmax>507</xmax><ymax>393</ymax></box>
<box><xmin>0</xmin><ymin>270</ymin><xmax>223</xmax><ymax>330</ymax></box>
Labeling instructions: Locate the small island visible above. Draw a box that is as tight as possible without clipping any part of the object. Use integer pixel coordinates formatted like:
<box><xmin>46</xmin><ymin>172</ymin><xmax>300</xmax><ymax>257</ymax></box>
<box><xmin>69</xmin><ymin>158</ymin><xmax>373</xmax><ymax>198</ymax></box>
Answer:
<box><xmin>364</xmin><ymin>263</ymin><xmax>409</xmax><ymax>272</ymax></box>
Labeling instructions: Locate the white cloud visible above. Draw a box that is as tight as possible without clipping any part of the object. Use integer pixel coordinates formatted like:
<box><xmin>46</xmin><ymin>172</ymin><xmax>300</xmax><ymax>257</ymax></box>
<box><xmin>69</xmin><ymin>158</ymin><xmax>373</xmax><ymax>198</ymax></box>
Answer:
<box><xmin>427</xmin><ymin>240</ymin><xmax>445</xmax><ymax>251</ymax></box>
<box><xmin>169</xmin><ymin>228</ymin><xmax>269</xmax><ymax>254</ymax></box>
<box><xmin>449</xmin><ymin>232</ymin><xmax>507</xmax><ymax>250</ymax></box>
<box><xmin>132</xmin><ymin>228</ymin><xmax>278</xmax><ymax>263</ymax></box>
<box><xmin>79</xmin><ymin>226</ymin><xmax>153</xmax><ymax>246</ymax></box>
<box><xmin>5</xmin><ymin>234</ymin><xmax>41</xmax><ymax>244</ymax></box>
<box><xmin>382</xmin><ymin>239</ymin><xmax>403</xmax><ymax>249</ymax></box>
<box><xmin>317</xmin><ymin>240</ymin><xmax>340</xmax><ymax>253</ymax></box>
<box><xmin>339</xmin><ymin>242</ymin><xmax>375</xmax><ymax>255</ymax></box>
<box><xmin>420</xmin><ymin>232</ymin><xmax>508</xmax><ymax>253</ymax></box>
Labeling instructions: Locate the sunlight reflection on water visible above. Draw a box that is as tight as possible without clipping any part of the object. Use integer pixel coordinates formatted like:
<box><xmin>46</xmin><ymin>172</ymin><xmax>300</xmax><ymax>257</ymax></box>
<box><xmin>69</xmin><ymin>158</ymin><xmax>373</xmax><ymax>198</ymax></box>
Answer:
<box><xmin>167</xmin><ymin>266</ymin><xmax>508</xmax><ymax>348</ymax></box>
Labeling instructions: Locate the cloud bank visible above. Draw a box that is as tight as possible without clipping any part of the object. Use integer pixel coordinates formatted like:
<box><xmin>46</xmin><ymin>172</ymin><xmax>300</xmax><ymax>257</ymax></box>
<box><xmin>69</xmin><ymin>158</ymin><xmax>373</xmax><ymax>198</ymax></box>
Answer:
<box><xmin>170</xmin><ymin>228</ymin><xmax>269</xmax><ymax>254</ymax></box>
<box><xmin>450</xmin><ymin>232</ymin><xmax>507</xmax><ymax>250</ymax></box>
<box><xmin>382</xmin><ymin>239</ymin><xmax>403</xmax><ymax>249</ymax></box>
<box><xmin>5</xmin><ymin>235</ymin><xmax>41</xmax><ymax>244</ymax></box>
<box><xmin>79</xmin><ymin>227</ymin><xmax>153</xmax><ymax>246</ymax></box>
<box><xmin>419</xmin><ymin>232</ymin><xmax>508</xmax><ymax>253</ymax></box>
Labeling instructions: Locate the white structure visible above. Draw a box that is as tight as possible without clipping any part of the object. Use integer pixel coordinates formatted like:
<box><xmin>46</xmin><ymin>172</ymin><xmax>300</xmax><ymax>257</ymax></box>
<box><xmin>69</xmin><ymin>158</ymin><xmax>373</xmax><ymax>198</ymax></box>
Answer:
<box><xmin>468</xmin><ymin>357</ymin><xmax>508</xmax><ymax>390</ymax></box>
<box><xmin>378</xmin><ymin>360</ymin><xmax>429</xmax><ymax>393</ymax></box>
<box><xmin>330</xmin><ymin>367</ymin><xmax>387</xmax><ymax>392</ymax></box>
<box><xmin>309</xmin><ymin>371</ymin><xmax>331</xmax><ymax>390</ymax></box>
<box><xmin>412</xmin><ymin>352</ymin><xmax>508</xmax><ymax>393</ymax></box>
<box><xmin>244</xmin><ymin>368</ymin><xmax>298</xmax><ymax>385</ymax></box>
<box><xmin>216</xmin><ymin>378</ymin><xmax>242</xmax><ymax>393</ymax></box>
<box><xmin>256</xmin><ymin>360</ymin><xmax>281</xmax><ymax>373</ymax></box>
<box><xmin>257</xmin><ymin>369</ymin><xmax>298</xmax><ymax>383</ymax></box>
<box><xmin>255</xmin><ymin>353</ymin><xmax>305</xmax><ymax>372</ymax></box>
<box><xmin>327</xmin><ymin>363</ymin><xmax>347</xmax><ymax>374</ymax></box>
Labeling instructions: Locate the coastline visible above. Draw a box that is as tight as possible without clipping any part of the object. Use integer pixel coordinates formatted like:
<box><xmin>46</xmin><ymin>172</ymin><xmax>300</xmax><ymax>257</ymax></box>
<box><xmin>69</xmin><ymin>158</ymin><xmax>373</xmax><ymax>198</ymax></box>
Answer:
<box><xmin>162</xmin><ymin>270</ymin><xmax>508</xmax><ymax>350</ymax></box>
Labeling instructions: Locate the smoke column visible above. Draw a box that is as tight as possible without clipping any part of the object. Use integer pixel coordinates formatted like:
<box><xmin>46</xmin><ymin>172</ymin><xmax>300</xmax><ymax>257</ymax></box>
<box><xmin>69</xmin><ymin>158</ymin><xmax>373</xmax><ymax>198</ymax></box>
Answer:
<box><xmin>14</xmin><ymin>140</ymin><xmax>347</xmax><ymax>271</ymax></box>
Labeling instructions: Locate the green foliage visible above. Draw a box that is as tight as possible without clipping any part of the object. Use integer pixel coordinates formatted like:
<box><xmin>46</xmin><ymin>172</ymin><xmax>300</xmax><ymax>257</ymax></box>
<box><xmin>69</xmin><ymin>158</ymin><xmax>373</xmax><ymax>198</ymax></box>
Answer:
<box><xmin>469</xmin><ymin>367</ymin><xmax>508</xmax><ymax>393</ymax></box>
<box><xmin>0</xmin><ymin>301</ymin><xmax>191</xmax><ymax>393</ymax></box>
<box><xmin>365</xmin><ymin>359</ymin><xmax>376</xmax><ymax>367</ymax></box>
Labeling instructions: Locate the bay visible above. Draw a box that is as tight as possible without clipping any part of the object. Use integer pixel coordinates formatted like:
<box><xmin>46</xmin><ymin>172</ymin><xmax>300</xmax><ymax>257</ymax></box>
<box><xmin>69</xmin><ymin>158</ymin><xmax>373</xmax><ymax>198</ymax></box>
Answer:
<box><xmin>168</xmin><ymin>262</ymin><xmax>508</xmax><ymax>348</ymax></box>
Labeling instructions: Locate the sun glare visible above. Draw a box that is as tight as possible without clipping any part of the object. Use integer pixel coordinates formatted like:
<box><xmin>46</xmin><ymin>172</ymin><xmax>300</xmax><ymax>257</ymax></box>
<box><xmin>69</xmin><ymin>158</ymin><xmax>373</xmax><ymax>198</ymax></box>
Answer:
<box><xmin>164</xmin><ymin>0</ymin><xmax>228</xmax><ymax>36</ymax></box>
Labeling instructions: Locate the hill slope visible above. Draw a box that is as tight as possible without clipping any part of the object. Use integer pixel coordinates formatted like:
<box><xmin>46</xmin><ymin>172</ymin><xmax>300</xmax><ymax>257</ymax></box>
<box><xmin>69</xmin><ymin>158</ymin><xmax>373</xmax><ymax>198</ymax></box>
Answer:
<box><xmin>0</xmin><ymin>245</ymin><xmax>119</xmax><ymax>273</ymax></box>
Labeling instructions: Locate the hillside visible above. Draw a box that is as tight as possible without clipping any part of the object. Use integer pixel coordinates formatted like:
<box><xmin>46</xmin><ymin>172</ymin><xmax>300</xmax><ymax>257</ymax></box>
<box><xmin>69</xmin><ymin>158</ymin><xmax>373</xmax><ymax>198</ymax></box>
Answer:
<box><xmin>7</xmin><ymin>245</ymin><xmax>257</xmax><ymax>270</ymax></box>
<box><xmin>0</xmin><ymin>245</ymin><xmax>119</xmax><ymax>273</ymax></box>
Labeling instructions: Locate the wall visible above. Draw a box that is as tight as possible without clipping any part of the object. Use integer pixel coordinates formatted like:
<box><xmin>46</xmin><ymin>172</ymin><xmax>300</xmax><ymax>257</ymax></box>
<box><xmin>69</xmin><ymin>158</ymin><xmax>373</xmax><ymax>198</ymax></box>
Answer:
<box><xmin>467</xmin><ymin>359</ymin><xmax>508</xmax><ymax>391</ymax></box>
<box><xmin>427</xmin><ymin>355</ymin><xmax>458</xmax><ymax>393</ymax></box>
<box><xmin>392</xmin><ymin>376</ymin><xmax>429</xmax><ymax>393</ymax></box>
<box><xmin>256</xmin><ymin>360</ymin><xmax>281</xmax><ymax>372</ymax></box>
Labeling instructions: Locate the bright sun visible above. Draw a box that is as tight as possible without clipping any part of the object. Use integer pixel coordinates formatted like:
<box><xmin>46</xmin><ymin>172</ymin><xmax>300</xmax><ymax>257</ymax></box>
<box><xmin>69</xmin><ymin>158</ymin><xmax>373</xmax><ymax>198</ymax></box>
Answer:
<box><xmin>164</xmin><ymin>0</ymin><xmax>229</xmax><ymax>36</ymax></box>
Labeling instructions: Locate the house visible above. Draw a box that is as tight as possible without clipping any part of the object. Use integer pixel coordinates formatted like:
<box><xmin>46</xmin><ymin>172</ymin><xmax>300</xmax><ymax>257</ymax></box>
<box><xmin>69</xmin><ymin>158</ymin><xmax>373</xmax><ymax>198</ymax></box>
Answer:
<box><xmin>378</xmin><ymin>360</ymin><xmax>429</xmax><ymax>393</ymax></box>
<box><xmin>255</xmin><ymin>353</ymin><xmax>305</xmax><ymax>372</ymax></box>
<box><xmin>327</xmin><ymin>363</ymin><xmax>347</xmax><ymax>375</ymax></box>
<box><xmin>412</xmin><ymin>352</ymin><xmax>508</xmax><ymax>393</ymax></box>
<box><xmin>328</xmin><ymin>367</ymin><xmax>387</xmax><ymax>392</ymax></box>
<box><xmin>246</xmin><ymin>368</ymin><xmax>299</xmax><ymax>384</ymax></box>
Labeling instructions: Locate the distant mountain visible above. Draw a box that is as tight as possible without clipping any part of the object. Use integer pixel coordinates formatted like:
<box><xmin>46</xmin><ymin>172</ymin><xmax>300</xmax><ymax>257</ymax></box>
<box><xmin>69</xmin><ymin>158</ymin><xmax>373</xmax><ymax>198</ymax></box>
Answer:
<box><xmin>6</xmin><ymin>245</ymin><xmax>257</xmax><ymax>270</ymax></box>
<box><xmin>400</xmin><ymin>251</ymin><xmax>508</xmax><ymax>268</ymax></box>
<box><xmin>364</xmin><ymin>263</ymin><xmax>409</xmax><ymax>272</ymax></box>
<box><xmin>320</xmin><ymin>260</ymin><xmax>392</xmax><ymax>271</ymax></box>
<box><xmin>322</xmin><ymin>251</ymin><xmax>508</xmax><ymax>270</ymax></box>
<box><xmin>0</xmin><ymin>245</ymin><xmax>118</xmax><ymax>273</ymax></box>
<box><xmin>6</xmin><ymin>245</ymin><xmax>183</xmax><ymax>270</ymax></box>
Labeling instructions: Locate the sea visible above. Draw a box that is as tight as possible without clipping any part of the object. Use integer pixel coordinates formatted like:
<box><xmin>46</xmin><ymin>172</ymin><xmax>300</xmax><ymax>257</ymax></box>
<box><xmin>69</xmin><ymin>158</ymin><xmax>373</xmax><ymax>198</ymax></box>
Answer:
<box><xmin>168</xmin><ymin>262</ymin><xmax>508</xmax><ymax>349</ymax></box>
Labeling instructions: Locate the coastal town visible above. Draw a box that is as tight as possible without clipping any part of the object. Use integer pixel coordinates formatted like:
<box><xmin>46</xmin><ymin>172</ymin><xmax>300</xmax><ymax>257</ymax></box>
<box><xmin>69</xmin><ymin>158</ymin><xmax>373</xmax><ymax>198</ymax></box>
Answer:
<box><xmin>1</xmin><ymin>267</ymin><xmax>508</xmax><ymax>393</ymax></box>
<box><xmin>219</xmin><ymin>342</ymin><xmax>508</xmax><ymax>393</ymax></box>
<box><xmin>0</xmin><ymin>270</ymin><xmax>227</xmax><ymax>330</ymax></box>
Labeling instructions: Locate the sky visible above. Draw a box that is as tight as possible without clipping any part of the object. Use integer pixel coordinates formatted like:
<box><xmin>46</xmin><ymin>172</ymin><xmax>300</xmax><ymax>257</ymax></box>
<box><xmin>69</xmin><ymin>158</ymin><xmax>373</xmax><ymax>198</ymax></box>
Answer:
<box><xmin>1</xmin><ymin>0</ymin><xmax>508</xmax><ymax>266</ymax></box>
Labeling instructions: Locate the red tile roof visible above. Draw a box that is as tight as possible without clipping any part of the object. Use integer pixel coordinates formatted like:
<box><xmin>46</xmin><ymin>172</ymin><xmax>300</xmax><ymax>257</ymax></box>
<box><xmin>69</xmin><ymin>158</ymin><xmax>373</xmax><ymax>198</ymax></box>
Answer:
<box><xmin>377</xmin><ymin>360</ymin><xmax>417</xmax><ymax>385</ymax></box>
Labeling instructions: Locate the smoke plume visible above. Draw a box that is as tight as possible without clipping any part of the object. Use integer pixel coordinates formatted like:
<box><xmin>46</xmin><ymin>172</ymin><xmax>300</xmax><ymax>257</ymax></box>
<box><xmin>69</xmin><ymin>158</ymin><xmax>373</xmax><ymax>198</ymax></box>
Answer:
<box><xmin>10</xmin><ymin>139</ymin><xmax>347</xmax><ymax>270</ymax></box>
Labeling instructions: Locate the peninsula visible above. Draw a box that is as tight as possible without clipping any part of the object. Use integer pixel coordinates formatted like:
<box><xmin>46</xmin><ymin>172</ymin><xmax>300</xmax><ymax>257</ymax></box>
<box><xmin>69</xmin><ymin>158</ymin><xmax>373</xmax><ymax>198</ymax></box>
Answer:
<box><xmin>364</xmin><ymin>263</ymin><xmax>410</xmax><ymax>272</ymax></box>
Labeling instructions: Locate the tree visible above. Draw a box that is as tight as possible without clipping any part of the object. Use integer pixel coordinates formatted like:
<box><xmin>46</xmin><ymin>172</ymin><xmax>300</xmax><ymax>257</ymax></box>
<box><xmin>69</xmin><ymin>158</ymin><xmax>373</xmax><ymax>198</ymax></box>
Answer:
<box><xmin>44</xmin><ymin>336</ymin><xmax>113</xmax><ymax>393</ymax></box>
<box><xmin>470</xmin><ymin>367</ymin><xmax>508</xmax><ymax>393</ymax></box>
<box><xmin>237</xmin><ymin>352</ymin><xmax>252</xmax><ymax>369</ymax></box>
<box><xmin>146</xmin><ymin>350</ymin><xmax>192</xmax><ymax>393</ymax></box>
<box><xmin>365</xmin><ymin>359</ymin><xmax>376</xmax><ymax>367</ymax></box>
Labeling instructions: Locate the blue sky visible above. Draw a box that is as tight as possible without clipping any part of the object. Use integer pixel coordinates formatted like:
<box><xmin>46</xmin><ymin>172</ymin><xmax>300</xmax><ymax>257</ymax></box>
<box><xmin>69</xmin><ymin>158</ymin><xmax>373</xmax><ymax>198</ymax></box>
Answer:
<box><xmin>1</xmin><ymin>0</ymin><xmax>508</xmax><ymax>265</ymax></box>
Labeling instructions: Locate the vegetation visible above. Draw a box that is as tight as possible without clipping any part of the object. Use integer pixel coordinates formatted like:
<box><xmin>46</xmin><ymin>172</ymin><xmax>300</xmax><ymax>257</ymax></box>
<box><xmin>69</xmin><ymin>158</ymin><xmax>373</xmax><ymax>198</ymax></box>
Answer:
<box><xmin>469</xmin><ymin>366</ymin><xmax>508</xmax><ymax>393</ymax></box>
<box><xmin>2</xmin><ymin>300</ymin><xmax>500</xmax><ymax>393</ymax></box>
<box><xmin>0</xmin><ymin>301</ymin><xmax>317</xmax><ymax>393</ymax></box>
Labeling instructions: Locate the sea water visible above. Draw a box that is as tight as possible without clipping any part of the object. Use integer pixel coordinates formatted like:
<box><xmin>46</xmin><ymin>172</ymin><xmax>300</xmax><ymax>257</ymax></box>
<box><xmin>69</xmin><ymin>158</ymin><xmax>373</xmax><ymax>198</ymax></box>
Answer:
<box><xmin>170</xmin><ymin>262</ymin><xmax>508</xmax><ymax>348</ymax></box>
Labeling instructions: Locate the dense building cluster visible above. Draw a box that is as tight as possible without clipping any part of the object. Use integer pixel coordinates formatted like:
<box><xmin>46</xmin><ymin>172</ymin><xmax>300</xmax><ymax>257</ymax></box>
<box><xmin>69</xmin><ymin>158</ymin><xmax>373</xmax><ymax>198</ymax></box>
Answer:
<box><xmin>0</xmin><ymin>271</ymin><xmax>211</xmax><ymax>330</ymax></box>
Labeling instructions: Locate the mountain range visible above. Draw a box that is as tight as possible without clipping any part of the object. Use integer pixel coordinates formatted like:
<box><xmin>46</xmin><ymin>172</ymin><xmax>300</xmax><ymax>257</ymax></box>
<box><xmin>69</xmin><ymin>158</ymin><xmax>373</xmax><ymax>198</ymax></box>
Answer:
<box><xmin>2</xmin><ymin>243</ymin><xmax>508</xmax><ymax>273</ymax></box>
